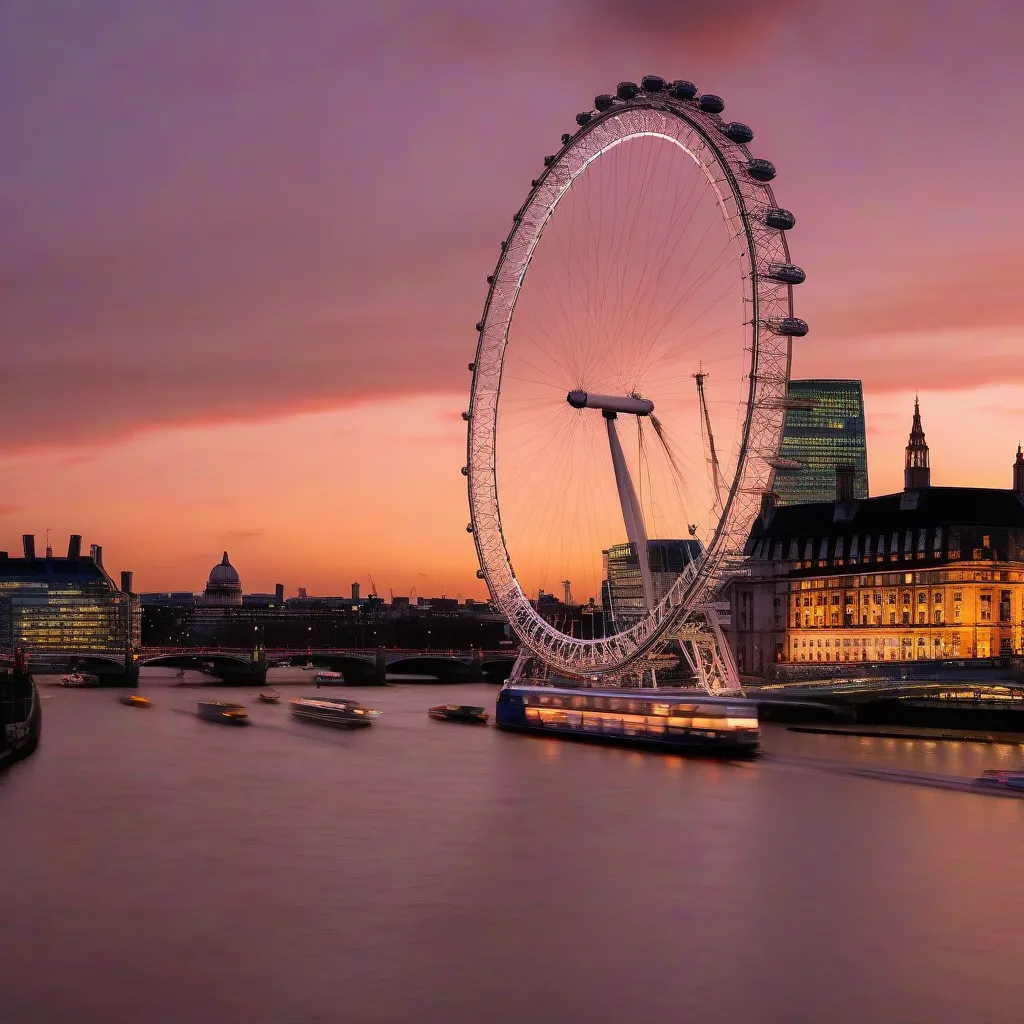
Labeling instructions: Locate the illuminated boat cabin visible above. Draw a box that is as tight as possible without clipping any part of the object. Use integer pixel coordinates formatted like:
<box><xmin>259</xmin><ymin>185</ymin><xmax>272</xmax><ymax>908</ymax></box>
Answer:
<box><xmin>496</xmin><ymin>686</ymin><xmax>759</xmax><ymax>754</ymax></box>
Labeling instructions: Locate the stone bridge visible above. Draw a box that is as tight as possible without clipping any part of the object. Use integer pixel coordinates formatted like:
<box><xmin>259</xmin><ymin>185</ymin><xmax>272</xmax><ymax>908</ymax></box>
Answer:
<box><xmin>137</xmin><ymin>647</ymin><xmax>518</xmax><ymax>686</ymax></box>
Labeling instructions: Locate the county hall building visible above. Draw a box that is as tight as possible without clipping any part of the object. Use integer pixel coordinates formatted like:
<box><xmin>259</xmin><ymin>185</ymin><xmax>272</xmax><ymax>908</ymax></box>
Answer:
<box><xmin>725</xmin><ymin>400</ymin><xmax>1024</xmax><ymax>675</ymax></box>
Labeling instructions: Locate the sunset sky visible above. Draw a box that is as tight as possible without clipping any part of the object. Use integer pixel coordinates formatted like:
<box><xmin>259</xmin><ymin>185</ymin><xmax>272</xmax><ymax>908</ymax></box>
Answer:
<box><xmin>2</xmin><ymin>0</ymin><xmax>1022</xmax><ymax>599</ymax></box>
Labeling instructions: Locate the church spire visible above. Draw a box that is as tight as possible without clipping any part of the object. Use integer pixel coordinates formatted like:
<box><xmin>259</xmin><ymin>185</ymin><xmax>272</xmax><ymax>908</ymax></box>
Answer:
<box><xmin>904</xmin><ymin>395</ymin><xmax>930</xmax><ymax>490</ymax></box>
<box><xmin>1013</xmin><ymin>443</ymin><xmax>1024</xmax><ymax>498</ymax></box>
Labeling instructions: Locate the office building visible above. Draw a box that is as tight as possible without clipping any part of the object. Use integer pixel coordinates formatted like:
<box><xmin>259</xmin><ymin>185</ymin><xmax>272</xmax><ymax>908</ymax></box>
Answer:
<box><xmin>601</xmin><ymin>539</ymin><xmax>703</xmax><ymax>629</ymax></box>
<box><xmin>0</xmin><ymin>534</ymin><xmax>140</xmax><ymax>667</ymax></box>
<box><xmin>772</xmin><ymin>379</ymin><xmax>868</xmax><ymax>505</ymax></box>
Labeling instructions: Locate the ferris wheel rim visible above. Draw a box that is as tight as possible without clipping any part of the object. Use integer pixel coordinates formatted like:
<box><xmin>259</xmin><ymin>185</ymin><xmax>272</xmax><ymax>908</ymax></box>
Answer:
<box><xmin>466</xmin><ymin>89</ymin><xmax>799</xmax><ymax>677</ymax></box>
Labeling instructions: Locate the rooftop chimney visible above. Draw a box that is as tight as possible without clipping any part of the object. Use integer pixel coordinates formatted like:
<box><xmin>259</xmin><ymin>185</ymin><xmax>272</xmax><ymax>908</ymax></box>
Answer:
<box><xmin>90</xmin><ymin>543</ymin><xmax>103</xmax><ymax>567</ymax></box>
<box><xmin>22</xmin><ymin>534</ymin><xmax>35</xmax><ymax>560</ymax></box>
<box><xmin>835</xmin><ymin>464</ymin><xmax>856</xmax><ymax>503</ymax></box>
<box><xmin>68</xmin><ymin>534</ymin><xmax>82</xmax><ymax>559</ymax></box>
<box><xmin>120</xmin><ymin>571</ymin><xmax>133</xmax><ymax>594</ymax></box>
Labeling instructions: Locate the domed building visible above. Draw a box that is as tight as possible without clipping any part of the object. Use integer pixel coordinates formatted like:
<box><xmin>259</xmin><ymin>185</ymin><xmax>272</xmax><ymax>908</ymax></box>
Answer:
<box><xmin>204</xmin><ymin>552</ymin><xmax>242</xmax><ymax>606</ymax></box>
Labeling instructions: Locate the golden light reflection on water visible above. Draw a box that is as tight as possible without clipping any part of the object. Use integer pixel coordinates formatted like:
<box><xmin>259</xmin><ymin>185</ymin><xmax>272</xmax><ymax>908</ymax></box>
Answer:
<box><xmin>539</xmin><ymin>740</ymin><xmax>562</xmax><ymax>762</ymax></box>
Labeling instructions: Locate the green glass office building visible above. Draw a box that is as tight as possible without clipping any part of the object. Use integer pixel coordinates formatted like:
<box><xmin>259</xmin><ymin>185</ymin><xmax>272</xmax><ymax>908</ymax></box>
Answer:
<box><xmin>773</xmin><ymin>379</ymin><xmax>869</xmax><ymax>505</ymax></box>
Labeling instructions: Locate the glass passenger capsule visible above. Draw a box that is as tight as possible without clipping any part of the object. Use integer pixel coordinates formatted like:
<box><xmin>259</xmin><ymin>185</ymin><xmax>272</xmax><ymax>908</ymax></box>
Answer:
<box><xmin>576</xmin><ymin>111</ymin><xmax>593</xmax><ymax>126</ymax></box>
<box><xmin>767</xmin><ymin>263</ymin><xmax>806</xmax><ymax>285</ymax></box>
<box><xmin>767</xmin><ymin>317</ymin><xmax>809</xmax><ymax>337</ymax></box>
<box><xmin>616</xmin><ymin>81</ymin><xmax>639</xmax><ymax>100</ymax></box>
<box><xmin>698</xmin><ymin>94</ymin><xmax>725</xmax><ymax>114</ymax></box>
<box><xmin>720</xmin><ymin>121</ymin><xmax>754</xmax><ymax>144</ymax></box>
<box><xmin>747</xmin><ymin>158</ymin><xmax>777</xmax><ymax>182</ymax></box>
<box><xmin>641</xmin><ymin>75</ymin><xmax>666</xmax><ymax>92</ymax></box>
<box><xmin>764</xmin><ymin>208</ymin><xmax>796</xmax><ymax>230</ymax></box>
<box><xmin>594</xmin><ymin>94</ymin><xmax>615</xmax><ymax>111</ymax></box>
<box><xmin>668</xmin><ymin>80</ymin><xmax>698</xmax><ymax>100</ymax></box>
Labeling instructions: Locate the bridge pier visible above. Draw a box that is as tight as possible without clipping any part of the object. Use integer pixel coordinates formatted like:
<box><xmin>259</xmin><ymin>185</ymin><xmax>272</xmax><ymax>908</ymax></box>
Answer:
<box><xmin>250</xmin><ymin>647</ymin><xmax>267</xmax><ymax>687</ymax></box>
<box><xmin>375</xmin><ymin>648</ymin><xmax>387</xmax><ymax>686</ymax></box>
<box><xmin>123</xmin><ymin>647</ymin><xmax>140</xmax><ymax>688</ymax></box>
<box><xmin>470</xmin><ymin>651</ymin><xmax>484</xmax><ymax>683</ymax></box>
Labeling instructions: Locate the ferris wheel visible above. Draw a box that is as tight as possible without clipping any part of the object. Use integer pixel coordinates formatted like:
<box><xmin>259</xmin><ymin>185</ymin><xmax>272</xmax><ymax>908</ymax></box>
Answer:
<box><xmin>464</xmin><ymin>77</ymin><xmax>807</xmax><ymax>689</ymax></box>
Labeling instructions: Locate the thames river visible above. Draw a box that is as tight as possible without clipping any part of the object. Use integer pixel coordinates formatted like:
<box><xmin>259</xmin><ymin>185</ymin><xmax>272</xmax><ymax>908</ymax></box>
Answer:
<box><xmin>3</xmin><ymin>669</ymin><xmax>1024</xmax><ymax>1024</ymax></box>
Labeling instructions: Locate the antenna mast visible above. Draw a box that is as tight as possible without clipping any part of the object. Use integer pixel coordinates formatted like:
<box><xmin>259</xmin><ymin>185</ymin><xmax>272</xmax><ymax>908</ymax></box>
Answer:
<box><xmin>694</xmin><ymin>365</ymin><xmax>723</xmax><ymax>507</ymax></box>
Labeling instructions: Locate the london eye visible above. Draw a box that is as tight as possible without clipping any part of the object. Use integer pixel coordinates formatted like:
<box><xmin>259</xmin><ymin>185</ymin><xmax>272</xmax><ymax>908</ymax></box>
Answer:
<box><xmin>464</xmin><ymin>78</ymin><xmax>807</xmax><ymax>689</ymax></box>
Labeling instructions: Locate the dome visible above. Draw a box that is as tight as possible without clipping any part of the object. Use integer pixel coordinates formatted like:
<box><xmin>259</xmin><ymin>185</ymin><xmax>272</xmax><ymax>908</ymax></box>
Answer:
<box><xmin>204</xmin><ymin>551</ymin><xmax>242</xmax><ymax>606</ymax></box>
<box><xmin>208</xmin><ymin>551</ymin><xmax>240</xmax><ymax>585</ymax></box>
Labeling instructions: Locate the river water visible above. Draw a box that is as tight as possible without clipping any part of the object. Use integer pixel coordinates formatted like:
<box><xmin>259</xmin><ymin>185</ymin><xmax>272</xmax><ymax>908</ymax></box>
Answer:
<box><xmin>3</xmin><ymin>668</ymin><xmax>1024</xmax><ymax>1024</ymax></box>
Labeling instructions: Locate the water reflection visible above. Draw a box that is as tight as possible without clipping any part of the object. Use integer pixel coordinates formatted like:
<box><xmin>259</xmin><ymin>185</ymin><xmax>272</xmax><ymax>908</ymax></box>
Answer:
<box><xmin>2</xmin><ymin>669</ymin><xmax>1023</xmax><ymax>1023</ymax></box>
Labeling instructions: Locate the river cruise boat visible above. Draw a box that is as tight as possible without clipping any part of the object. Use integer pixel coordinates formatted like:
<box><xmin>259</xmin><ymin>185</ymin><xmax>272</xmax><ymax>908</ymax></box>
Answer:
<box><xmin>314</xmin><ymin>671</ymin><xmax>344</xmax><ymax>686</ymax></box>
<box><xmin>495</xmin><ymin>685</ymin><xmax>760</xmax><ymax>755</ymax></box>
<box><xmin>258</xmin><ymin>690</ymin><xmax>281</xmax><ymax>704</ymax></box>
<box><xmin>290</xmin><ymin>696</ymin><xmax>379</xmax><ymax>729</ymax></box>
<box><xmin>118</xmin><ymin>694</ymin><xmax>151</xmax><ymax>708</ymax></box>
<box><xmin>976</xmin><ymin>769</ymin><xmax>1024</xmax><ymax>791</ymax></box>
<box><xmin>197</xmin><ymin>700</ymin><xmax>249</xmax><ymax>725</ymax></box>
<box><xmin>428</xmin><ymin>704</ymin><xmax>489</xmax><ymax>724</ymax></box>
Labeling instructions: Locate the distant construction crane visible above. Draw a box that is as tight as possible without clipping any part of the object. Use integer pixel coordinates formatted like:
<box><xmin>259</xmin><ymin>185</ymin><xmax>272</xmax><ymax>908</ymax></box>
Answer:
<box><xmin>562</xmin><ymin>580</ymin><xmax>573</xmax><ymax>605</ymax></box>
<box><xmin>694</xmin><ymin>365</ymin><xmax>723</xmax><ymax>508</ymax></box>
<box><xmin>367</xmin><ymin>573</ymin><xmax>378</xmax><ymax>598</ymax></box>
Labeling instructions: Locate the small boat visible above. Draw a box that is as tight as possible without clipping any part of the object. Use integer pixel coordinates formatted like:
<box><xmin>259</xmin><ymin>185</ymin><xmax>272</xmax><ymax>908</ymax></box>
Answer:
<box><xmin>314</xmin><ymin>670</ymin><xmax>344</xmax><ymax>686</ymax></box>
<box><xmin>197</xmin><ymin>700</ymin><xmax>249</xmax><ymax>725</ymax></box>
<box><xmin>258</xmin><ymin>691</ymin><xmax>281</xmax><ymax>704</ymax></box>
<box><xmin>428</xmin><ymin>704</ymin><xmax>489</xmax><ymax>724</ymax></box>
<box><xmin>290</xmin><ymin>696</ymin><xmax>380</xmax><ymax>729</ymax></box>
<box><xmin>118</xmin><ymin>694</ymin><xmax>151</xmax><ymax>708</ymax></box>
<box><xmin>60</xmin><ymin>672</ymin><xmax>99</xmax><ymax>687</ymax></box>
<box><xmin>976</xmin><ymin>769</ymin><xmax>1024</xmax><ymax>790</ymax></box>
<box><xmin>302</xmin><ymin>662</ymin><xmax>316</xmax><ymax>671</ymax></box>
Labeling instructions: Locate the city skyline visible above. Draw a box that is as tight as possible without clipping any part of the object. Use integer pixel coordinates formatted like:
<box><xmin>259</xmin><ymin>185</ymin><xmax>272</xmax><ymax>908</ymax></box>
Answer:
<box><xmin>3</xmin><ymin>1</ymin><xmax>1022</xmax><ymax>596</ymax></box>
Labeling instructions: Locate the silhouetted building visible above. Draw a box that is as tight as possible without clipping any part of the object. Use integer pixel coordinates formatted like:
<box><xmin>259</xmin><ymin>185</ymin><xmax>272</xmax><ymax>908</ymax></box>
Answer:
<box><xmin>773</xmin><ymin>379</ymin><xmax>869</xmax><ymax>505</ymax></box>
<box><xmin>904</xmin><ymin>395</ymin><xmax>930</xmax><ymax>490</ymax></box>
<box><xmin>204</xmin><ymin>552</ymin><xmax>242</xmax><ymax>606</ymax></box>
<box><xmin>727</xmin><ymin>400</ymin><xmax>1024</xmax><ymax>673</ymax></box>
<box><xmin>0</xmin><ymin>533</ymin><xmax>140</xmax><ymax>667</ymax></box>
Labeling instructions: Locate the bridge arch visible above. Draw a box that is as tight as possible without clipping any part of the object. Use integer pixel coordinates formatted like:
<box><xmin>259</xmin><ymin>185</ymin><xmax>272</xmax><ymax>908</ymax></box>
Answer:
<box><xmin>386</xmin><ymin>656</ymin><xmax>472</xmax><ymax>682</ymax></box>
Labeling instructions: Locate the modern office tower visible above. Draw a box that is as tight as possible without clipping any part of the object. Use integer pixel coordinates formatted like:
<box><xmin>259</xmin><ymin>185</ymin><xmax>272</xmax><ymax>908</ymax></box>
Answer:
<box><xmin>773</xmin><ymin>380</ymin><xmax>869</xmax><ymax>505</ymax></box>
<box><xmin>601</xmin><ymin>539</ymin><xmax>703</xmax><ymax>629</ymax></box>
<box><xmin>0</xmin><ymin>534</ymin><xmax>140</xmax><ymax>668</ymax></box>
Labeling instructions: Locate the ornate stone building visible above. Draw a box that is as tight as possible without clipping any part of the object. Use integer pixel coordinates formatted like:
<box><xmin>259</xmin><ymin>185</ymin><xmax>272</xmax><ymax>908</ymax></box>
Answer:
<box><xmin>203</xmin><ymin>552</ymin><xmax>243</xmax><ymax>607</ymax></box>
<box><xmin>724</xmin><ymin>400</ymin><xmax>1024</xmax><ymax>675</ymax></box>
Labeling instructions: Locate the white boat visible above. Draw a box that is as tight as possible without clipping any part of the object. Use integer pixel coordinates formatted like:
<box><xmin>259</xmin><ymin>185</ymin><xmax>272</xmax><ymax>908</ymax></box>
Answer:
<box><xmin>314</xmin><ymin>670</ymin><xmax>344</xmax><ymax>686</ymax></box>
<box><xmin>290</xmin><ymin>697</ymin><xmax>379</xmax><ymax>729</ymax></box>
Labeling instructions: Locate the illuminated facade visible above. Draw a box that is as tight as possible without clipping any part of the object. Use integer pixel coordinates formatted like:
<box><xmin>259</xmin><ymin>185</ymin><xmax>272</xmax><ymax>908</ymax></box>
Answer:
<box><xmin>601</xmin><ymin>539</ymin><xmax>702</xmax><ymax>628</ymax></box>
<box><xmin>0</xmin><ymin>534</ymin><xmax>140</xmax><ymax>667</ymax></box>
<box><xmin>772</xmin><ymin>379</ymin><xmax>868</xmax><ymax>505</ymax></box>
<box><xmin>726</xmin><ymin>401</ymin><xmax>1024</xmax><ymax>674</ymax></box>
